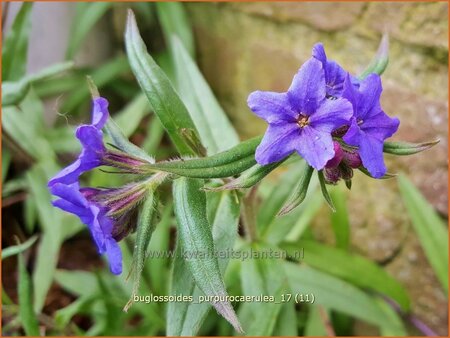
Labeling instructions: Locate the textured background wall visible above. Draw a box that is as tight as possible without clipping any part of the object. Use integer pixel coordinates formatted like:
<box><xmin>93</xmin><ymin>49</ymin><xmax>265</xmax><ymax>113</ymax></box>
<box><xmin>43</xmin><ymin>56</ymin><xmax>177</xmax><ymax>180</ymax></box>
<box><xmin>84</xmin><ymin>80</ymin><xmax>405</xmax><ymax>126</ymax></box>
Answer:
<box><xmin>186</xmin><ymin>2</ymin><xmax>448</xmax><ymax>335</ymax></box>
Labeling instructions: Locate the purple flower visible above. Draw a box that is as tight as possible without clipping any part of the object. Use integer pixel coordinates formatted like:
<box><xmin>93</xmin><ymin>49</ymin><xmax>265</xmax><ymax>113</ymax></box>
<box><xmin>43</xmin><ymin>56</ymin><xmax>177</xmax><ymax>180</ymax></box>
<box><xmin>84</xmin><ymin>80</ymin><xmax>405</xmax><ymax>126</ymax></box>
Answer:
<box><xmin>248</xmin><ymin>58</ymin><xmax>353</xmax><ymax>170</ymax></box>
<box><xmin>312</xmin><ymin>43</ymin><xmax>359</xmax><ymax>98</ymax></box>
<box><xmin>50</xmin><ymin>182</ymin><xmax>122</xmax><ymax>274</ymax></box>
<box><xmin>48</xmin><ymin>97</ymin><xmax>152</xmax><ymax>275</ymax></box>
<box><xmin>342</xmin><ymin>74</ymin><xmax>400</xmax><ymax>178</ymax></box>
<box><xmin>48</xmin><ymin>98</ymin><xmax>109</xmax><ymax>187</ymax></box>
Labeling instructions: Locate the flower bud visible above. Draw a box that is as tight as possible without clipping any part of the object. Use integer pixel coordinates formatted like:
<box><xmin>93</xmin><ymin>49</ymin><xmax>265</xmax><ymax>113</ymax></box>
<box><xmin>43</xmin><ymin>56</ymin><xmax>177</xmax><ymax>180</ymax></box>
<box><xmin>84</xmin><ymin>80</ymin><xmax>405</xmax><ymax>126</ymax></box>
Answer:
<box><xmin>324</xmin><ymin>167</ymin><xmax>341</xmax><ymax>184</ymax></box>
<box><xmin>343</xmin><ymin>150</ymin><xmax>362</xmax><ymax>168</ymax></box>
<box><xmin>325</xmin><ymin>141</ymin><xmax>344</xmax><ymax>168</ymax></box>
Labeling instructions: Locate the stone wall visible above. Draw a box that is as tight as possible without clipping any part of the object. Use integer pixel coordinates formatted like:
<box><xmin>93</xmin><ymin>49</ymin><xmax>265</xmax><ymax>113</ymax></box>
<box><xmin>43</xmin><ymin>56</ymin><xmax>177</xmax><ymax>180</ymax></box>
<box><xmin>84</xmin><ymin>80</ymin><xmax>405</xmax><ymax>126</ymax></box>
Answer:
<box><xmin>187</xmin><ymin>2</ymin><xmax>448</xmax><ymax>335</ymax></box>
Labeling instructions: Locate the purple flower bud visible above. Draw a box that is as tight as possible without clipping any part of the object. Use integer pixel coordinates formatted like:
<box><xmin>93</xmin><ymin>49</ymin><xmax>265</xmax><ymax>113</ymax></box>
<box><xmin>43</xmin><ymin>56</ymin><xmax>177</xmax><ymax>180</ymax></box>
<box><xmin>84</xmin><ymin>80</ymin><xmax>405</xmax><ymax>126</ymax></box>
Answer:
<box><xmin>339</xmin><ymin>164</ymin><xmax>354</xmax><ymax>181</ymax></box>
<box><xmin>324</xmin><ymin>167</ymin><xmax>341</xmax><ymax>184</ymax></box>
<box><xmin>325</xmin><ymin>141</ymin><xmax>344</xmax><ymax>168</ymax></box>
<box><xmin>343</xmin><ymin>150</ymin><xmax>362</xmax><ymax>168</ymax></box>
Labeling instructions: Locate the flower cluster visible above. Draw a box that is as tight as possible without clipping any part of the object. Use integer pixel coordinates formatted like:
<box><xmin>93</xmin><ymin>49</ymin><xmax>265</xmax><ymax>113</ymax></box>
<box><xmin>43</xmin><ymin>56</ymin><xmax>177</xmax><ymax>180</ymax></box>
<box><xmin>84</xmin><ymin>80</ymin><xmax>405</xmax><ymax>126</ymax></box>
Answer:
<box><xmin>48</xmin><ymin>97</ymin><xmax>153</xmax><ymax>274</ymax></box>
<box><xmin>248</xmin><ymin>43</ymin><xmax>399</xmax><ymax>182</ymax></box>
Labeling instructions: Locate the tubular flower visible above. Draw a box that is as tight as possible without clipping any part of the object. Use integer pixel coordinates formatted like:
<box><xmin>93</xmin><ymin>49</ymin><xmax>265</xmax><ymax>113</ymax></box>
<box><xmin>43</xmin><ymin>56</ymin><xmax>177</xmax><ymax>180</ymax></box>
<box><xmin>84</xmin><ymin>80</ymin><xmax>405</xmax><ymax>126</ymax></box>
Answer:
<box><xmin>342</xmin><ymin>74</ymin><xmax>400</xmax><ymax>178</ymax></box>
<box><xmin>48</xmin><ymin>97</ymin><xmax>153</xmax><ymax>275</ymax></box>
<box><xmin>248</xmin><ymin>58</ymin><xmax>353</xmax><ymax>170</ymax></box>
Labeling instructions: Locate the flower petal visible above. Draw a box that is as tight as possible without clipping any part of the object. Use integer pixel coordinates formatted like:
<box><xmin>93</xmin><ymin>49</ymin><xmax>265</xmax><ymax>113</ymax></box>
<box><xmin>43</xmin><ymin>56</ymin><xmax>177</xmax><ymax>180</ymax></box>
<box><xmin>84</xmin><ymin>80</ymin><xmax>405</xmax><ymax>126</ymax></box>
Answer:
<box><xmin>312</xmin><ymin>43</ymin><xmax>327</xmax><ymax>64</ymax></box>
<box><xmin>288</xmin><ymin>58</ymin><xmax>326</xmax><ymax>115</ymax></box>
<box><xmin>295</xmin><ymin>126</ymin><xmax>335</xmax><ymax>170</ymax></box>
<box><xmin>358</xmin><ymin>134</ymin><xmax>387</xmax><ymax>178</ymax></box>
<box><xmin>342</xmin><ymin>117</ymin><xmax>362</xmax><ymax>146</ymax></box>
<box><xmin>325</xmin><ymin>60</ymin><xmax>347</xmax><ymax>97</ymax></box>
<box><xmin>361</xmin><ymin>111</ymin><xmax>400</xmax><ymax>141</ymax></box>
<box><xmin>48</xmin><ymin>126</ymin><xmax>105</xmax><ymax>186</ymax></box>
<box><xmin>105</xmin><ymin>239</ymin><xmax>122</xmax><ymax>275</ymax></box>
<box><xmin>247</xmin><ymin>91</ymin><xmax>297</xmax><ymax>123</ymax></box>
<box><xmin>310</xmin><ymin>97</ymin><xmax>353</xmax><ymax>133</ymax></box>
<box><xmin>255</xmin><ymin>122</ymin><xmax>299</xmax><ymax>165</ymax></box>
<box><xmin>91</xmin><ymin>97</ymin><xmax>109</xmax><ymax>129</ymax></box>
<box><xmin>358</xmin><ymin>73</ymin><xmax>383</xmax><ymax>120</ymax></box>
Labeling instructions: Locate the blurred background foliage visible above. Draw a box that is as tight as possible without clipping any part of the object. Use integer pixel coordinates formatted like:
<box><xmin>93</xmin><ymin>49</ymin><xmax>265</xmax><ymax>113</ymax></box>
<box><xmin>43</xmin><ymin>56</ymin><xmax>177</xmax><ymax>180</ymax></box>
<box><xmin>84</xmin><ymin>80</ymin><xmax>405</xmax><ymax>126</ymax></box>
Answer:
<box><xmin>1</xmin><ymin>2</ymin><xmax>448</xmax><ymax>336</ymax></box>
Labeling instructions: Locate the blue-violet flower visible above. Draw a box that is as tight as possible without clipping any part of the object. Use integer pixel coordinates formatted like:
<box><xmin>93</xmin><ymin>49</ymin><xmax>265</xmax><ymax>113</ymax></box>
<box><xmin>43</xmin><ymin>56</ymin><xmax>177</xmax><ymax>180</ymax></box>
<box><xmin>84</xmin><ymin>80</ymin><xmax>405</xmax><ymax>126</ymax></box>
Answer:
<box><xmin>248</xmin><ymin>58</ymin><xmax>353</xmax><ymax>170</ymax></box>
<box><xmin>48</xmin><ymin>97</ymin><xmax>152</xmax><ymax>274</ymax></box>
<box><xmin>342</xmin><ymin>74</ymin><xmax>400</xmax><ymax>178</ymax></box>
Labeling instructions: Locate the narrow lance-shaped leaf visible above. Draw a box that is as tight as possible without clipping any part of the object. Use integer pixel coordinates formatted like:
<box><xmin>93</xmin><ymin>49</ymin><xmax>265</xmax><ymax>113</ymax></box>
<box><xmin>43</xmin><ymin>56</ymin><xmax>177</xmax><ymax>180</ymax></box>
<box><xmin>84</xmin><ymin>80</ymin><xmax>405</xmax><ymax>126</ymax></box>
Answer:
<box><xmin>124</xmin><ymin>190</ymin><xmax>158</xmax><ymax>312</ymax></box>
<box><xmin>383</xmin><ymin>139</ymin><xmax>440</xmax><ymax>156</ymax></box>
<box><xmin>358</xmin><ymin>167</ymin><xmax>396</xmax><ymax>179</ymax></box>
<box><xmin>18</xmin><ymin>252</ymin><xmax>40</xmax><ymax>336</ymax></box>
<box><xmin>125</xmin><ymin>10</ymin><xmax>200</xmax><ymax>156</ymax></box>
<box><xmin>2</xmin><ymin>235</ymin><xmax>38</xmax><ymax>260</ymax></box>
<box><xmin>207</xmin><ymin>160</ymin><xmax>285</xmax><ymax>191</ymax></box>
<box><xmin>358</xmin><ymin>33</ymin><xmax>389</xmax><ymax>80</ymax></box>
<box><xmin>277</xmin><ymin>162</ymin><xmax>314</xmax><ymax>216</ymax></box>
<box><xmin>317</xmin><ymin>171</ymin><xmax>336</xmax><ymax>212</ymax></box>
<box><xmin>156</xmin><ymin>2</ymin><xmax>195</xmax><ymax>58</ymax></box>
<box><xmin>2</xmin><ymin>2</ymin><xmax>33</xmax><ymax>81</ymax></box>
<box><xmin>329</xmin><ymin>186</ymin><xmax>350</xmax><ymax>250</ymax></box>
<box><xmin>145</xmin><ymin>155</ymin><xmax>256</xmax><ymax>179</ymax></box>
<box><xmin>172</xmin><ymin>177</ymin><xmax>243</xmax><ymax>333</ymax></box>
<box><xmin>281</xmin><ymin>241</ymin><xmax>411</xmax><ymax>311</ymax></box>
<box><xmin>284</xmin><ymin>262</ymin><xmax>405</xmax><ymax>332</ymax></box>
<box><xmin>240</xmin><ymin>243</ymin><xmax>289</xmax><ymax>335</ymax></box>
<box><xmin>149</xmin><ymin>136</ymin><xmax>261</xmax><ymax>170</ymax></box>
<box><xmin>65</xmin><ymin>2</ymin><xmax>111</xmax><ymax>60</ymax></box>
<box><xmin>171</xmin><ymin>36</ymin><xmax>239</xmax><ymax>154</ymax></box>
<box><xmin>173</xmin><ymin>190</ymin><xmax>241</xmax><ymax>336</ymax></box>
<box><xmin>2</xmin><ymin>61</ymin><xmax>74</xmax><ymax>106</ymax></box>
<box><xmin>398</xmin><ymin>174</ymin><xmax>448</xmax><ymax>293</ymax></box>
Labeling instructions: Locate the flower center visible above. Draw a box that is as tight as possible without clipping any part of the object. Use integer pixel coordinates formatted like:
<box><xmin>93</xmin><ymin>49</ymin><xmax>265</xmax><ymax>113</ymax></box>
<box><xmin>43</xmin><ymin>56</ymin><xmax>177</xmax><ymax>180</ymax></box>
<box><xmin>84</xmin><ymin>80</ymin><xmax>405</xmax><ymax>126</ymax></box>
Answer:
<box><xmin>296</xmin><ymin>114</ymin><xmax>309</xmax><ymax>128</ymax></box>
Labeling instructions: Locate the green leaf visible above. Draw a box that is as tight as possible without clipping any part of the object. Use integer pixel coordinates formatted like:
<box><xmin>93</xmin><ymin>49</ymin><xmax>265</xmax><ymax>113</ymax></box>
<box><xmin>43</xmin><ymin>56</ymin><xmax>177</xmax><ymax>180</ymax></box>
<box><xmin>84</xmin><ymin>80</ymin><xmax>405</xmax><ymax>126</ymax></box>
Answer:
<box><xmin>156</xmin><ymin>2</ymin><xmax>195</xmax><ymax>58</ymax></box>
<box><xmin>2</xmin><ymin>235</ymin><xmax>38</xmax><ymax>260</ymax></box>
<box><xmin>273</xmin><ymin>302</ymin><xmax>298</xmax><ymax>336</ymax></box>
<box><xmin>281</xmin><ymin>241</ymin><xmax>411</xmax><ymax>311</ymax></box>
<box><xmin>318</xmin><ymin>170</ymin><xmax>336</xmax><ymax>212</ymax></box>
<box><xmin>358</xmin><ymin>33</ymin><xmax>389</xmax><ymax>80</ymax></box>
<box><xmin>66</xmin><ymin>2</ymin><xmax>111</xmax><ymax>59</ymax></box>
<box><xmin>304</xmin><ymin>306</ymin><xmax>328</xmax><ymax>336</ymax></box>
<box><xmin>27</xmin><ymin>164</ymin><xmax>63</xmax><ymax>312</ymax></box>
<box><xmin>124</xmin><ymin>191</ymin><xmax>158</xmax><ymax>312</ymax></box>
<box><xmin>174</xmin><ymin>190</ymin><xmax>241</xmax><ymax>335</ymax></box>
<box><xmin>284</xmin><ymin>262</ymin><xmax>405</xmax><ymax>332</ymax></box>
<box><xmin>209</xmin><ymin>160</ymin><xmax>285</xmax><ymax>191</ymax></box>
<box><xmin>329</xmin><ymin>185</ymin><xmax>350</xmax><ymax>250</ymax></box>
<box><xmin>54</xmin><ymin>295</ymin><xmax>99</xmax><ymax>330</ymax></box>
<box><xmin>104</xmin><ymin>118</ymin><xmax>154</xmax><ymax>163</ymax></box>
<box><xmin>2</xmin><ymin>61</ymin><xmax>74</xmax><ymax>106</ymax></box>
<box><xmin>55</xmin><ymin>270</ymin><xmax>99</xmax><ymax>297</ymax></box>
<box><xmin>146</xmin><ymin>155</ymin><xmax>256</xmax><ymax>179</ymax></box>
<box><xmin>358</xmin><ymin>166</ymin><xmax>396</xmax><ymax>179</ymax></box>
<box><xmin>151</xmin><ymin>136</ymin><xmax>260</xmax><ymax>169</ymax></box>
<box><xmin>172</xmin><ymin>177</ymin><xmax>242</xmax><ymax>333</ymax></box>
<box><xmin>18</xmin><ymin>252</ymin><xmax>40</xmax><ymax>336</ymax></box>
<box><xmin>383</xmin><ymin>139</ymin><xmax>440</xmax><ymax>156</ymax></box>
<box><xmin>2</xmin><ymin>2</ymin><xmax>33</xmax><ymax>81</ymax></box>
<box><xmin>240</xmin><ymin>243</ymin><xmax>288</xmax><ymax>335</ymax></box>
<box><xmin>398</xmin><ymin>174</ymin><xmax>448</xmax><ymax>293</ymax></box>
<box><xmin>2</xmin><ymin>106</ymin><xmax>55</xmax><ymax>161</ymax></box>
<box><xmin>171</xmin><ymin>36</ymin><xmax>239</xmax><ymax>155</ymax></box>
<box><xmin>125</xmin><ymin>10</ymin><xmax>199</xmax><ymax>156</ymax></box>
<box><xmin>277</xmin><ymin>162</ymin><xmax>314</xmax><ymax>216</ymax></box>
